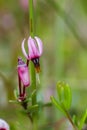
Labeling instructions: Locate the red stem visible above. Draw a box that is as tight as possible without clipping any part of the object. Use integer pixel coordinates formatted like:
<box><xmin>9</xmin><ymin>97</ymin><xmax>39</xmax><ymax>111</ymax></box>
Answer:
<box><xmin>18</xmin><ymin>75</ymin><xmax>22</xmax><ymax>96</ymax></box>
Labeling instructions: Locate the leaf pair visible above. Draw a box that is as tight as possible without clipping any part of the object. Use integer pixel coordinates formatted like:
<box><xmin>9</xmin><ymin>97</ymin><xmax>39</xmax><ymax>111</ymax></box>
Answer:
<box><xmin>51</xmin><ymin>81</ymin><xmax>87</xmax><ymax>129</ymax></box>
<box><xmin>57</xmin><ymin>81</ymin><xmax>72</xmax><ymax>110</ymax></box>
<box><xmin>51</xmin><ymin>81</ymin><xmax>72</xmax><ymax>114</ymax></box>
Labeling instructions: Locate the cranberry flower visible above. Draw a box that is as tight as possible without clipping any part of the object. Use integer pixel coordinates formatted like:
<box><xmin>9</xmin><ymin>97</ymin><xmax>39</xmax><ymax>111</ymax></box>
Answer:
<box><xmin>18</xmin><ymin>57</ymin><xmax>30</xmax><ymax>87</ymax></box>
<box><xmin>22</xmin><ymin>36</ymin><xmax>43</xmax><ymax>72</ymax></box>
<box><xmin>17</xmin><ymin>58</ymin><xmax>30</xmax><ymax>101</ymax></box>
<box><xmin>0</xmin><ymin>119</ymin><xmax>9</xmax><ymax>130</ymax></box>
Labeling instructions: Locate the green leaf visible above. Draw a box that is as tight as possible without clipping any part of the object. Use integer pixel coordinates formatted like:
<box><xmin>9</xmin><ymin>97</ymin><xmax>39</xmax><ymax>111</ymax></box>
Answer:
<box><xmin>31</xmin><ymin>89</ymin><xmax>36</xmax><ymax>98</ymax></box>
<box><xmin>27</xmin><ymin>104</ymin><xmax>39</xmax><ymax>113</ymax></box>
<box><xmin>57</xmin><ymin>81</ymin><xmax>64</xmax><ymax>102</ymax></box>
<box><xmin>14</xmin><ymin>89</ymin><xmax>18</xmax><ymax>99</ymax></box>
<box><xmin>57</xmin><ymin>82</ymin><xmax>72</xmax><ymax>110</ymax></box>
<box><xmin>72</xmin><ymin>115</ymin><xmax>79</xmax><ymax>127</ymax></box>
<box><xmin>64</xmin><ymin>83</ymin><xmax>72</xmax><ymax>109</ymax></box>
<box><xmin>50</xmin><ymin>96</ymin><xmax>66</xmax><ymax>115</ymax></box>
<box><xmin>79</xmin><ymin>109</ymin><xmax>87</xmax><ymax>130</ymax></box>
<box><xmin>43</xmin><ymin>102</ymin><xmax>52</xmax><ymax>107</ymax></box>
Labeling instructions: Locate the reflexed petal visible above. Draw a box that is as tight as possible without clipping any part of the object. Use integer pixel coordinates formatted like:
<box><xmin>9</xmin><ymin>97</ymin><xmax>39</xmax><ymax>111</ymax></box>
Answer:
<box><xmin>35</xmin><ymin>36</ymin><xmax>43</xmax><ymax>56</ymax></box>
<box><xmin>28</xmin><ymin>36</ymin><xmax>39</xmax><ymax>59</ymax></box>
<box><xmin>0</xmin><ymin>119</ymin><xmax>9</xmax><ymax>130</ymax></box>
<box><xmin>21</xmin><ymin>39</ymin><xmax>28</xmax><ymax>59</ymax></box>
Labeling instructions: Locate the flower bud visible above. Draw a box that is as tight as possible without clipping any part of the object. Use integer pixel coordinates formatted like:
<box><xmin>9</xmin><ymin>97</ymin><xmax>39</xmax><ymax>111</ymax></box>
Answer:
<box><xmin>18</xmin><ymin>58</ymin><xmax>30</xmax><ymax>87</ymax></box>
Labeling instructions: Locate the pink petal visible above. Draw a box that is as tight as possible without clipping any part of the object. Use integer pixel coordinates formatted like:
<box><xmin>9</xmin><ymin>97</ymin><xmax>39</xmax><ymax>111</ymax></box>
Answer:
<box><xmin>28</xmin><ymin>36</ymin><xmax>39</xmax><ymax>59</ymax></box>
<box><xmin>34</xmin><ymin>36</ymin><xmax>43</xmax><ymax>56</ymax></box>
<box><xmin>18</xmin><ymin>65</ymin><xmax>30</xmax><ymax>87</ymax></box>
<box><xmin>0</xmin><ymin>119</ymin><xmax>9</xmax><ymax>130</ymax></box>
<box><xmin>21</xmin><ymin>39</ymin><xmax>28</xmax><ymax>59</ymax></box>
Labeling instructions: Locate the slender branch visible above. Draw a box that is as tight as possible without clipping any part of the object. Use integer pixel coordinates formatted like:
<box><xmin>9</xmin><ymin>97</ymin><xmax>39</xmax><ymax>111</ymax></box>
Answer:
<box><xmin>65</xmin><ymin>111</ymin><xmax>78</xmax><ymax>130</ymax></box>
<box><xmin>62</xmin><ymin>106</ymin><xmax>78</xmax><ymax>130</ymax></box>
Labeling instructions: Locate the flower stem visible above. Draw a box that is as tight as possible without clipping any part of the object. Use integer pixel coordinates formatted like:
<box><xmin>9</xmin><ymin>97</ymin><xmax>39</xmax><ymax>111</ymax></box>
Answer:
<box><xmin>29</xmin><ymin>0</ymin><xmax>37</xmax><ymax>129</ymax></box>
<box><xmin>29</xmin><ymin>0</ymin><xmax>34</xmax><ymax>37</ymax></box>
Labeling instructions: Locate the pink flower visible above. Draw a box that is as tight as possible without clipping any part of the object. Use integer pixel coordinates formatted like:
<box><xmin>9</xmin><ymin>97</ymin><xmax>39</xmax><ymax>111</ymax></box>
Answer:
<box><xmin>22</xmin><ymin>36</ymin><xmax>43</xmax><ymax>72</ymax></box>
<box><xmin>19</xmin><ymin>0</ymin><xmax>28</xmax><ymax>12</ymax></box>
<box><xmin>17</xmin><ymin>58</ymin><xmax>30</xmax><ymax>87</ymax></box>
<box><xmin>0</xmin><ymin>119</ymin><xmax>9</xmax><ymax>130</ymax></box>
<box><xmin>19</xmin><ymin>0</ymin><xmax>36</xmax><ymax>12</ymax></box>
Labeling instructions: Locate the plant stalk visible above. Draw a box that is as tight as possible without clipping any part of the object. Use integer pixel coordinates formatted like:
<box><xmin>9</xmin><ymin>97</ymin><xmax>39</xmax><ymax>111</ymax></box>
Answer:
<box><xmin>29</xmin><ymin>0</ymin><xmax>37</xmax><ymax>129</ymax></box>
<box><xmin>62</xmin><ymin>106</ymin><xmax>78</xmax><ymax>130</ymax></box>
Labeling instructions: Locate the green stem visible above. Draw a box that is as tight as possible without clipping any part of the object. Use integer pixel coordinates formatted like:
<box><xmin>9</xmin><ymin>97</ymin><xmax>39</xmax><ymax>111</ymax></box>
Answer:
<box><xmin>66</xmin><ymin>111</ymin><xmax>78</xmax><ymax>130</ymax></box>
<box><xmin>29</xmin><ymin>0</ymin><xmax>34</xmax><ymax>37</ymax></box>
<box><xmin>62</xmin><ymin>105</ymin><xmax>78</xmax><ymax>130</ymax></box>
<box><xmin>29</xmin><ymin>0</ymin><xmax>37</xmax><ymax>129</ymax></box>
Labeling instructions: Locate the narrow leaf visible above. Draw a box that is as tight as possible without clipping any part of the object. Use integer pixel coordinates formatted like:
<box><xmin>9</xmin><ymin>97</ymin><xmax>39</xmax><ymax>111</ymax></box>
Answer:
<box><xmin>50</xmin><ymin>96</ymin><xmax>66</xmax><ymax>115</ymax></box>
<box><xmin>79</xmin><ymin>109</ymin><xmax>87</xmax><ymax>130</ymax></box>
<box><xmin>14</xmin><ymin>89</ymin><xmax>18</xmax><ymax>99</ymax></box>
<box><xmin>28</xmin><ymin>104</ymin><xmax>39</xmax><ymax>113</ymax></box>
<box><xmin>57</xmin><ymin>82</ymin><xmax>72</xmax><ymax>110</ymax></box>
<box><xmin>57</xmin><ymin>82</ymin><xmax>64</xmax><ymax>103</ymax></box>
<box><xmin>31</xmin><ymin>89</ymin><xmax>36</xmax><ymax>99</ymax></box>
<box><xmin>72</xmin><ymin>115</ymin><xmax>79</xmax><ymax>127</ymax></box>
<box><xmin>64</xmin><ymin>83</ymin><xmax>72</xmax><ymax>109</ymax></box>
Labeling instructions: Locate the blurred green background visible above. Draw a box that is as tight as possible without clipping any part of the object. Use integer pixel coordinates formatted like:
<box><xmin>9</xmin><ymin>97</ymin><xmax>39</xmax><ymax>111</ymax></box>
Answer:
<box><xmin>0</xmin><ymin>0</ymin><xmax>87</xmax><ymax>129</ymax></box>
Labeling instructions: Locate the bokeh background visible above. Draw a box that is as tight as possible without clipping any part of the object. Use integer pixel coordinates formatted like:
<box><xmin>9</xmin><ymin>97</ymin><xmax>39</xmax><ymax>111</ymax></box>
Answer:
<box><xmin>0</xmin><ymin>0</ymin><xmax>87</xmax><ymax>129</ymax></box>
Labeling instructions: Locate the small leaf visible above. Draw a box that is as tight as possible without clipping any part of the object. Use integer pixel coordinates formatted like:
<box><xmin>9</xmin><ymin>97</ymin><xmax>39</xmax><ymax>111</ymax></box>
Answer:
<box><xmin>27</xmin><ymin>104</ymin><xmax>39</xmax><ymax>113</ymax></box>
<box><xmin>25</xmin><ymin>97</ymin><xmax>31</xmax><ymax>102</ymax></box>
<box><xmin>72</xmin><ymin>115</ymin><xmax>79</xmax><ymax>127</ymax></box>
<box><xmin>43</xmin><ymin>102</ymin><xmax>52</xmax><ymax>107</ymax></box>
<box><xmin>50</xmin><ymin>96</ymin><xmax>66</xmax><ymax>115</ymax></box>
<box><xmin>9</xmin><ymin>100</ymin><xmax>18</xmax><ymax>103</ymax></box>
<box><xmin>57</xmin><ymin>82</ymin><xmax>72</xmax><ymax>110</ymax></box>
<box><xmin>64</xmin><ymin>83</ymin><xmax>72</xmax><ymax>109</ymax></box>
<box><xmin>31</xmin><ymin>89</ymin><xmax>36</xmax><ymax>98</ymax></box>
<box><xmin>14</xmin><ymin>89</ymin><xmax>18</xmax><ymax>99</ymax></box>
<box><xmin>79</xmin><ymin>109</ymin><xmax>87</xmax><ymax>130</ymax></box>
<box><xmin>57</xmin><ymin>81</ymin><xmax>64</xmax><ymax>102</ymax></box>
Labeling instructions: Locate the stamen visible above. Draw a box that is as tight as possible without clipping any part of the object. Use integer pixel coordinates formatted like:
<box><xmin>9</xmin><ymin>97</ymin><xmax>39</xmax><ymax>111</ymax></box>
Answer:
<box><xmin>32</xmin><ymin>57</ymin><xmax>41</xmax><ymax>73</ymax></box>
<box><xmin>35</xmin><ymin>65</ymin><xmax>40</xmax><ymax>73</ymax></box>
